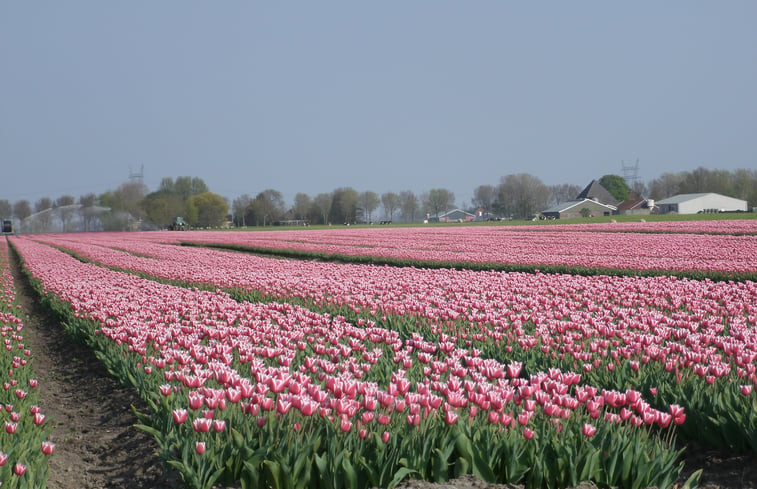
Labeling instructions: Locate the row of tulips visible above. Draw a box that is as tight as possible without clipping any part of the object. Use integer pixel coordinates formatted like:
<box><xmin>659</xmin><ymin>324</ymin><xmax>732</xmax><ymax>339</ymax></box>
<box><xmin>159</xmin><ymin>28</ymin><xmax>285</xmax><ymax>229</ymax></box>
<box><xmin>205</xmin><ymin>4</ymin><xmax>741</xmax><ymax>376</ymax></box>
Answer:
<box><xmin>32</xmin><ymin>233</ymin><xmax>757</xmax><ymax>452</ymax></box>
<box><xmin>0</xmin><ymin>239</ymin><xmax>54</xmax><ymax>488</ymax></box>
<box><xmin>163</xmin><ymin>226</ymin><xmax>757</xmax><ymax>279</ymax></box>
<box><xmin>10</xmin><ymin>236</ymin><xmax>700</xmax><ymax>489</ymax></box>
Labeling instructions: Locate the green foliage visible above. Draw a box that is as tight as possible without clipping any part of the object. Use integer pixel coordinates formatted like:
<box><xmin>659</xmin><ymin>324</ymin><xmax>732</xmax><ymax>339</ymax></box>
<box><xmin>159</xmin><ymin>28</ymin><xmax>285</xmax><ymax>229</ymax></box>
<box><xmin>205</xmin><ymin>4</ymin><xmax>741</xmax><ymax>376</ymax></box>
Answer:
<box><xmin>599</xmin><ymin>175</ymin><xmax>631</xmax><ymax>202</ymax></box>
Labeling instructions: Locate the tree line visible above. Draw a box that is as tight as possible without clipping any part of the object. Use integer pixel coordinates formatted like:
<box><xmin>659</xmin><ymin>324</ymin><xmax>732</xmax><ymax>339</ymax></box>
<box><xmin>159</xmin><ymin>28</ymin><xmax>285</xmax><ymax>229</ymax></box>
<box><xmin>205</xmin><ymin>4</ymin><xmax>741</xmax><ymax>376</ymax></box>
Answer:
<box><xmin>1</xmin><ymin>167</ymin><xmax>755</xmax><ymax>233</ymax></box>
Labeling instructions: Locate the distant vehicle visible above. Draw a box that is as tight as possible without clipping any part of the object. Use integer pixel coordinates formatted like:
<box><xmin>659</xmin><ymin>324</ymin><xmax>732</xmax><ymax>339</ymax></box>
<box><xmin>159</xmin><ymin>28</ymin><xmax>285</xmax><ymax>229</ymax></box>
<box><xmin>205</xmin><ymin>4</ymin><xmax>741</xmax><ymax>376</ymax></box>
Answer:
<box><xmin>169</xmin><ymin>217</ymin><xmax>188</xmax><ymax>231</ymax></box>
<box><xmin>1</xmin><ymin>220</ymin><xmax>11</xmax><ymax>234</ymax></box>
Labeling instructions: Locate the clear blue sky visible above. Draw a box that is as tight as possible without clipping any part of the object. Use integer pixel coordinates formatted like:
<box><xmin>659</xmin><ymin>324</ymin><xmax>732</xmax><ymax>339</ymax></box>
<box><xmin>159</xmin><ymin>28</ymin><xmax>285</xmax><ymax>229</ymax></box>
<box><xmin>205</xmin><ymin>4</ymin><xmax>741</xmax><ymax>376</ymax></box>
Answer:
<box><xmin>2</xmin><ymin>2</ymin><xmax>755</xmax><ymax>208</ymax></box>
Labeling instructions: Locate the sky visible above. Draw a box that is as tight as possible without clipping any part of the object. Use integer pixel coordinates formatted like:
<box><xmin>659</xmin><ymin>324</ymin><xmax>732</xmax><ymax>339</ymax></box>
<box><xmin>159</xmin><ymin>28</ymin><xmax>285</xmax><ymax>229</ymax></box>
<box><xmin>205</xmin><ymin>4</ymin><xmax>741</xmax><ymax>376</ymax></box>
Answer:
<box><xmin>2</xmin><ymin>2</ymin><xmax>756</xmax><ymax>209</ymax></box>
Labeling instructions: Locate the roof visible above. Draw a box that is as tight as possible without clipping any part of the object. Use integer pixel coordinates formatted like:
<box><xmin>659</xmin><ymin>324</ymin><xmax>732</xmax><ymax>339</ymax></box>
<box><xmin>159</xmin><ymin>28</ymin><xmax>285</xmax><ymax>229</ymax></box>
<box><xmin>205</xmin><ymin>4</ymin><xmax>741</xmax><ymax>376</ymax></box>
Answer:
<box><xmin>541</xmin><ymin>199</ymin><xmax>617</xmax><ymax>214</ymax></box>
<box><xmin>439</xmin><ymin>208</ymin><xmax>475</xmax><ymax>218</ymax></box>
<box><xmin>576</xmin><ymin>180</ymin><xmax>618</xmax><ymax>206</ymax></box>
<box><xmin>616</xmin><ymin>190</ymin><xmax>647</xmax><ymax>211</ymax></box>
<box><xmin>656</xmin><ymin>193</ymin><xmax>716</xmax><ymax>204</ymax></box>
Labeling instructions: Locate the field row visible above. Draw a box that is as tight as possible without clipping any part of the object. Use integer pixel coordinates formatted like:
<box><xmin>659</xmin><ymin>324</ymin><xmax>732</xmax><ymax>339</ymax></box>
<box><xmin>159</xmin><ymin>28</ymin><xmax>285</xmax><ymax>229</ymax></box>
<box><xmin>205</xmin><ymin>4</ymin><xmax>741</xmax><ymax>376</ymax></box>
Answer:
<box><xmin>155</xmin><ymin>225</ymin><xmax>757</xmax><ymax>278</ymax></box>
<box><xmin>0</xmin><ymin>240</ymin><xmax>54</xmax><ymax>487</ymax></box>
<box><xmin>9</xmin><ymin>234</ymin><xmax>723</xmax><ymax>489</ymax></box>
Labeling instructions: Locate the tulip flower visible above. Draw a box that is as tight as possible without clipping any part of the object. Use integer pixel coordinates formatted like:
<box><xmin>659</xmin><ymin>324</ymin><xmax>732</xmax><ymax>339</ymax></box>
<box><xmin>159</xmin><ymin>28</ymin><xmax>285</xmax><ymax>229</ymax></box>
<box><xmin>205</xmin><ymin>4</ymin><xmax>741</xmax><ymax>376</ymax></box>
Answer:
<box><xmin>13</xmin><ymin>462</ymin><xmax>27</xmax><ymax>476</ymax></box>
<box><xmin>172</xmin><ymin>409</ymin><xmax>189</xmax><ymax>424</ymax></box>
<box><xmin>582</xmin><ymin>423</ymin><xmax>597</xmax><ymax>437</ymax></box>
<box><xmin>0</xmin><ymin>451</ymin><xmax>7</xmax><ymax>466</ymax></box>
<box><xmin>41</xmin><ymin>441</ymin><xmax>56</xmax><ymax>455</ymax></box>
<box><xmin>195</xmin><ymin>441</ymin><xmax>206</xmax><ymax>455</ymax></box>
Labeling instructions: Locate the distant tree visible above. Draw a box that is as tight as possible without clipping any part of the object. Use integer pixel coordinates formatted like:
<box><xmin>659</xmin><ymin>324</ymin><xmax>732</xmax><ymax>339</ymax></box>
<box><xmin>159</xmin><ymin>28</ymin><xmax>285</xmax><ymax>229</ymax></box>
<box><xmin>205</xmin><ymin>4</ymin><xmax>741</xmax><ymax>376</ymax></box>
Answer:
<box><xmin>173</xmin><ymin>176</ymin><xmax>208</xmax><ymax>201</ymax></box>
<box><xmin>232</xmin><ymin>194</ymin><xmax>254</xmax><ymax>227</ymax></box>
<box><xmin>381</xmin><ymin>192</ymin><xmax>400</xmax><ymax>221</ymax></box>
<box><xmin>330</xmin><ymin>187</ymin><xmax>359</xmax><ymax>224</ymax></box>
<box><xmin>425</xmin><ymin>188</ymin><xmax>455</xmax><ymax>218</ymax></box>
<box><xmin>158</xmin><ymin>177</ymin><xmax>175</xmax><ymax>193</ymax></box>
<box><xmin>599</xmin><ymin>175</ymin><xmax>631</xmax><ymax>202</ymax></box>
<box><xmin>110</xmin><ymin>181</ymin><xmax>147</xmax><ymax>220</ymax></box>
<box><xmin>579</xmin><ymin>207</ymin><xmax>592</xmax><ymax>218</ymax></box>
<box><xmin>186</xmin><ymin>192</ymin><xmax>228</xmax><ymax>228</ymax></box>
<box><xmin>13</xmin><ymin>200</ymin><xmax>32</xmax><ymax>221</ymax></box>
<box><xmin>35</xmin><ymin>198</ymin><xmax>53</xmax><ymax>213</ymax></box>
<box><xmin>250</xmin><ymin>189</ymin><xmax>286</xmax><ymax>226</ymax></box>
<box><xmin>648</xmin><ymin>172</ymin><xmax>683</xmax><ymax>201</ymax></box>
<box><xmin>359</xmin><ymin>191</ymin><xmax>380</xmax><ymax>223</ymax></box>
<box><xmin>55</xmin><ymin>195</ymin><xmax>75</xmax><ymax>207</ymax></box>
<box><xmin>142</xmin><ymin>191</ymin><xmax>187</xmax><ymax>229</ymax></box>
<box><xmin>55</xmin><ymin>195</ymin><xmax>76</xmax><ymax>231</ymax></box>
<box><xmin>0</xmin><ymin>200</ymin><xmax>11</xmax><ymax>219</ymax></box>
<box><xmin>79</xmin><ymin>193</ymin><xmax>97</xmax><ymax>207</ymax></box>
<box><xmin>293</xmin><ymin>193</ymin><xmax>312</xmax><ymax>222</ymax></box>
<box><xmin>313</xmin><ymin>193</ymin><xmax>332</xmax><ymax>225</ymax></box>
<box><xmin>472</xmin><ymin>185</ymin><xmax>496</xmax><ymax>218</ymax></box>
<box><xmin>547</xmin><ymin>183</ymin><xmax>582</xmax><ymax>207</ymax></box>
<box><xmin>399</xmin><ymin>190</ymin><xmax>419</xmax><ymax>222</ymax></box>
<box><xmin>78</xmin><ymin>194</ymin><xmax>99</xmax><ymax>232</ymax></box>
<box><xmin>495</xmin><ymin>174</ymin><xmax>550</xmax><ymax>219</ymax></box>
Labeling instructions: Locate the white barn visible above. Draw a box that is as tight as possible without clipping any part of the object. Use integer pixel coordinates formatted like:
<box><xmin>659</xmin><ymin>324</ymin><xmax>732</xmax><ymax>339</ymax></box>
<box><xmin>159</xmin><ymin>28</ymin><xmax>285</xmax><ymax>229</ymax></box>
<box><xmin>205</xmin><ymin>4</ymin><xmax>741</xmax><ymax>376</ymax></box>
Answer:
<box><xmin>656</xmin><ymin>193</ymin><xmax>748</xmax><ymax>214</ymax></box>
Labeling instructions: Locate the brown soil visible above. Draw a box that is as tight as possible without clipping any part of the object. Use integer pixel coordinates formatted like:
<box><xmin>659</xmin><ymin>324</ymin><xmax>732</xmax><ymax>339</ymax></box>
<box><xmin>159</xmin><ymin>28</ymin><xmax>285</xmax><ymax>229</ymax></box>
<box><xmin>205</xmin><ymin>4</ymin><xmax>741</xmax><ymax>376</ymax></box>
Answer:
<box><xmin>10</xmin><ymin>251</ymin><xmax>757</xmax><ymax>489</ymax></box>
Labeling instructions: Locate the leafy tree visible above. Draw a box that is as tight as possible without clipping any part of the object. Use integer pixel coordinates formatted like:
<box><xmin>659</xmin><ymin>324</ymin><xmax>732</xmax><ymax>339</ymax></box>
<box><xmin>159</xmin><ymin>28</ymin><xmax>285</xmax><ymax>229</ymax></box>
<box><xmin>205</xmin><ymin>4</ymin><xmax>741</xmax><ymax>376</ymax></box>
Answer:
<box><xmin>142</xmin><ymin>191</ymin><xmax>187</xmax><ymax>229</ymax></box>
<box><xmin>174</xmin><ymin>176</ymin><xmax>208</xmax><ymax>201</ymax></box>
<box><xmin>399</xmin><ymin>190</ymin><xmax>419</xmax><ymax>222</ymax></box>
<box><xmin>359</xmin><ymin>191</ymin><xmax>380</xmax><ymax>223</ymax></box>
<box><xmin>186</xmin><ymin>192</ymin><xmax>228</xmax><ymax>228</ymax></box>
<box><xmin>381</xmin><ymin>192</ymin><xmax>399</xmax><ymax>221</ymax></box>
<box><xmin>599</xmin><ymin>174</ymin><xmax>631</xmax><ymax>202</ymax></box>
<box><xmin>424</xmin><ymin>188</ymin><xmax>455</xmax><ymax>218</ymax></box>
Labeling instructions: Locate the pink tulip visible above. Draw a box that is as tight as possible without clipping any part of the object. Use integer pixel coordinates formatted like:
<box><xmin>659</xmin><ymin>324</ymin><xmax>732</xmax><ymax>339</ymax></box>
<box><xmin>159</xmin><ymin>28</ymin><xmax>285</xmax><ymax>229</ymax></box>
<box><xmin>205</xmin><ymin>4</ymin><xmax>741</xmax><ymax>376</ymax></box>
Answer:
<box><xmin>0</xmin><ymin>451</ymin><xmax>7</xmax><ymax>466</ymax></box>
<box><xmin>172</xmin><ymin>409</ymin><xmax>188</xmax><ymax>424</ymax></box>
<box><xmin>195</xmin><ymin>441</ymin><xmax>206</xmax><ymax>455</ymax></box>
<box><xmin>523</xmin><ymin>428</ymin><xmax>534</xmax><ymax>440</ymax></box>
<box><xmin>740</xmin><ymin>385</ymin><xmax>753</xmax><ymax>396</ymax></box>
<box><xmin>192</xmin><ymin>418</ymin><xmax>211</xmax><ymax>433</ymax></box>
<box><xmin>213</xmin><ymin>419</ymin><xmax>226</xmax><ymax>432</ymax></box>
<box><xmin>13</xmin><ymin>462</ymin><xmax>27</xmax><ymax>476</ymax></box>
<box><xmin>381</xmin><ymin>431</ymin><xmax>390</xmax><ymax>443</ymax></box>
<box><xmin>582</xmin><ymin>423</ymin><xmax>596</xmax><ymax>437</ymax></box>
<box><xmin>5</xmin><ymin>421</ymin><xmax>17</xmax><ymax>434</ymax></box>
<box><xmin>41</xmin><ymin>441</ymin><xmax>56</xmax><ymax>455</ymax></box>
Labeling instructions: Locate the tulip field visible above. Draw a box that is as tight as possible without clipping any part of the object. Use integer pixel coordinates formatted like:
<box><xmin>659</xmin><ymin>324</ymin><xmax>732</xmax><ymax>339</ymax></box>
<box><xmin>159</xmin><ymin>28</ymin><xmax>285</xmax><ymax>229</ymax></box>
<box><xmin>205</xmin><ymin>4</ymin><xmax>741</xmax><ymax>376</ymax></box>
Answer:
<box><xmin>4</xmin><ymin>220</ymin><xmax>757</xmax><ymax>488</ymax></box>
<box><xmin>166</xmin><ymin>224</ymin><xmax>757</xmax><ymax>279</ymax></box>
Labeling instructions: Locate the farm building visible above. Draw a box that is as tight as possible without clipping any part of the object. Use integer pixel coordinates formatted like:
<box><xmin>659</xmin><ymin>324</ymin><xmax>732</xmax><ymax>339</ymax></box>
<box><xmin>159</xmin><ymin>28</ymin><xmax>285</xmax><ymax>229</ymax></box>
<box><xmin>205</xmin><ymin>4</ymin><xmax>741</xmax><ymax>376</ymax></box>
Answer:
<box><xmin>615</xmin><ymin>190</ymin><xmax>652</xmax><ymax>216</ymax></box>
<box><xmin>432</xmin><ymin>208</ymin><xmax>476</xmax><ymax>222</ymax></box>
<box><xmin>541</xmin><ymin>199</ymin><xmax>617</xmax><ymax>219</ymax></box>
<box><xmin>656</xmin><ymin>193</ymin><xmax>748</xmax><ymax>214</ymax></box>
<box><xmin>576</xmin><ymin>180</ymin><xmax>618</xmax><ymax>206</ymax></box>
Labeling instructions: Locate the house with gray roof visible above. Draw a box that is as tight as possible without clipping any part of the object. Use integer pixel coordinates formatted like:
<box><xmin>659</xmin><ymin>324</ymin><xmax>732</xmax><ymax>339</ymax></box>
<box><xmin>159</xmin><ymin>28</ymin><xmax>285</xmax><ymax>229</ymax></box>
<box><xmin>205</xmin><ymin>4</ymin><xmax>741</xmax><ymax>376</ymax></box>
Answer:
<box><xmin>541</xmin><ymin>199</ymin><xmax>617</xmax><ymax>219</ymax></box>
